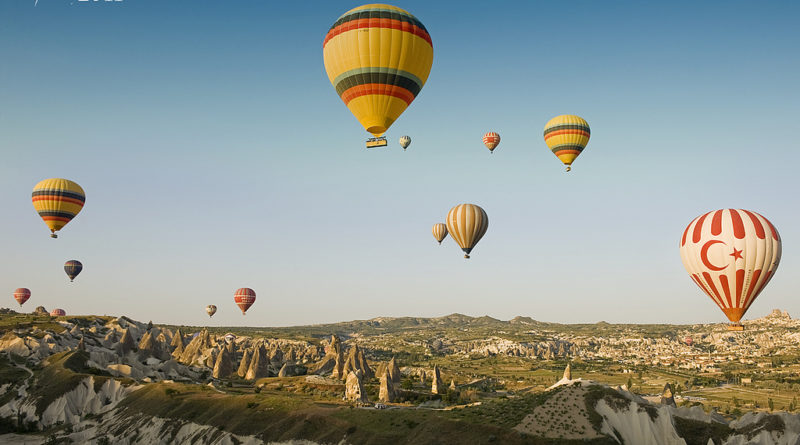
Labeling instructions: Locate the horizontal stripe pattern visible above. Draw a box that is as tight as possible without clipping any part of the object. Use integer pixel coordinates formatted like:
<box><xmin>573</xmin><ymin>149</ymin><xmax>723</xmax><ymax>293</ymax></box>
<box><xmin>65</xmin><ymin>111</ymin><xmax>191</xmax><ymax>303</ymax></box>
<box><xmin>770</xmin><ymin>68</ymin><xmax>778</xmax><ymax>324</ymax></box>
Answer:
<box><xmin>31</xmin><ymin>189</ymin><xmax>86</xmax><ymax>202</ymax></box>
<box><xmin>324</xmin><ymin>8</ymin><xmax>432</xmax><ymax>48</ymax></box>
<box><xmin>543</xmin><ymin>124</ymin><xmax>591</xmax><ymax>137</ymax></box>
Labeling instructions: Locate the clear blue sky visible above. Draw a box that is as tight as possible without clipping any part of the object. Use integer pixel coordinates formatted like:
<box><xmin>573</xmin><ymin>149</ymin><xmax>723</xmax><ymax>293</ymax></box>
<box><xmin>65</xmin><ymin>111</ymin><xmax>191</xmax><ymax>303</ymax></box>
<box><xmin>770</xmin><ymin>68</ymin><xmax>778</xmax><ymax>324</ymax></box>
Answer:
<box><xmin>1</xmin><ymin>0</ymin><xmax>798</xmax><ymax>327</ymax></box>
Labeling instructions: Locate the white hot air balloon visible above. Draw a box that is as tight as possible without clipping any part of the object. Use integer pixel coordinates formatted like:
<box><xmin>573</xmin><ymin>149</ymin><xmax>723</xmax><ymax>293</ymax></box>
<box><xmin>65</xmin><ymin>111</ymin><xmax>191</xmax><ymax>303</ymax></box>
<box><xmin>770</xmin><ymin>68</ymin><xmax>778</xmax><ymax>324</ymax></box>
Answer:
<box><xmin>205</xmin><ymin>305</ymin><xmax>217</xmax><ymax>318</ymax></box>
<box><xmin>399</xmin><ymin>136</ymin><xmax>411</xmax><ymax>150</ymax></box>
<box><xmin>679</xmin><ymin>209</ymin><xmax>781</xmax><ymax>329</ymax></box>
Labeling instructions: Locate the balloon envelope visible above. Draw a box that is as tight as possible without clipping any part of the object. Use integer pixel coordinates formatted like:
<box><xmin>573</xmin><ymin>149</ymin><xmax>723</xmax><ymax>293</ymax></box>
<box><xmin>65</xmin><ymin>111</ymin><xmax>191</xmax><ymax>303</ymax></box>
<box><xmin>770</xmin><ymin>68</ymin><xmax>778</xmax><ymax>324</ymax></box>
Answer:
<box><xmin>32</xmin><ymin>178</ymin><xmax>85</xmax><ymax>238</ymax></box>
<box><xmin>543</xmin><ymin>115</ymin><xmax>590</xmax><ymax>171</ymax></box>
<box><xmin>446</xmin><ymin>204</ymin><xmax>488</xmax><ymax>259</ymax></box>
<box><xmin>399</xmin><ymin>136</ymin><xmax>411</xmax><ymax>149</ymax></box>
<box><xmin>323</xmin><ymin>4</ymin><xmax>433</xmax><ymax>137</ymax></box>
<box><xmin>64</xmin><ymin>260</ymin><xmax>83</xmax><ymax>282</ymax></box>
<box><xmin>482</xmin><ymin>132</ymin><xmax>500</xmax><ymax>152</ymax></box>
<box><xmin>432</xmin><ymin>223</ymin><xmax>448</xmax><ymax>244</ymax></box>
<box><xmin>679</xmin><ymin>209</ymin><xmax>781</xmax><ymax>324</ymax></box>
<box><xmin>13</xmin><ymin>288</ymin><xmax>31</xmax><ymax>306</ymax></box>
<box><xmin>206</xmin><ymin>305</ymin><xmax>217</xmax><ymax>317</ymax></box>
<box><xmin>50</xmin><ymin>308</ymin><xmax>66</xmax><ymax>317</ymax></box>
<box><xmin>234</xmin><ymin>288</ymin><xmax>256</xmax><ymax>315</ymax></box>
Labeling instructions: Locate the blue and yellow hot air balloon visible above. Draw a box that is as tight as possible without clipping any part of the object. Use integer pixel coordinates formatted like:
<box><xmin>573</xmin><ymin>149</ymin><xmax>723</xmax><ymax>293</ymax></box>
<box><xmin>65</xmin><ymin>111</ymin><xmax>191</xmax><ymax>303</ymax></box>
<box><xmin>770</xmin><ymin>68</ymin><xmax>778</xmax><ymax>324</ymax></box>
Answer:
<box><xmin>543</xmin><ymin>115</ymin><xmax>590</xmax><ymax>172</ymax></box>
<box><xmin>323</xmin><ymin>4</ymin><xmax>433</xmax><ymax>146</ymax></box>
<box><xmin>31</xmin><ymin>178</ymin><xmax>85</xmax><ymax>238</ymax></box>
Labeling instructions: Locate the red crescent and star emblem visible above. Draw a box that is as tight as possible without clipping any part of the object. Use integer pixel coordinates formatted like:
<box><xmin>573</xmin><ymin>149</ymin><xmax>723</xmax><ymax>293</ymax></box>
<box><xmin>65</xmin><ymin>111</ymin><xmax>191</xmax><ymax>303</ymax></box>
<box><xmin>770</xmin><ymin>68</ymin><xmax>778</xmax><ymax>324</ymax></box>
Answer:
<box><xmin>700</xmin><ymin>240</ymin><xmax>728</xmax><ymax>271</ymax></box>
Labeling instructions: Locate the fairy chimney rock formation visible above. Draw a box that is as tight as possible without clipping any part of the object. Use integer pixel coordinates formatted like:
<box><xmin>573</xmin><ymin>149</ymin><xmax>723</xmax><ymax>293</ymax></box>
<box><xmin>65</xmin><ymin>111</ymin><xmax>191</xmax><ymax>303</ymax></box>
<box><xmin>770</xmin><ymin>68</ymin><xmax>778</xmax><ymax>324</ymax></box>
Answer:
<box><xmin>171</xmin><ymin>329</ymin><xmax>186</xmax><ymax>352</ymax></box>
<box><xmin>449</xmin><ymin>379</ymin><xmax>456</xmax><ymax>391</ymax></box>
<box><xmin>661</xmin><ymin>383</ymin><xmax>676</xmax><ymax>407</ymax></box>
<box><xmin>563</xmin><ymin>363</ymin><xmax>572</xmax><ymax>381</ymax></box>
<box><xmin>237</xmin><ymin>348</ymin><xmax>252</xmax><ymax>378</ymax></box>
<box><xmin>388</xmin><ymin>357</ymin><xmax>401</xmax><ymax>383</ymax></box>
<box><xmin>77</xmin><ymin>336</ymin><xmax>86</xmax><ymax>351</ymax></box>
<box><xmin>118</xmin><ymin>328</ymin><xmax>136</xmax><ymax>355</ymax></box>
<box><xmin>431</xmin><ymin>365</ymin><xmax>444</xmax><ymax>395</ymax></box>
<box><xmin>379</xmin><ymin>368</ymin><xmax>395</xmax><ymax>403</ymax></box>
<box><xmin>245</xmin><ymin>343</ymin><xmax>269</xmax><ymax>380</ymax></box>
<box><xmin>345</xmin><ymin>370</ymin><xmax>368</xmax><ymax>403</ymax></box>
<box><xmin>213</xmin><ymin>346</ymin><xmax>234</xmax><ymax>379</ymax></box>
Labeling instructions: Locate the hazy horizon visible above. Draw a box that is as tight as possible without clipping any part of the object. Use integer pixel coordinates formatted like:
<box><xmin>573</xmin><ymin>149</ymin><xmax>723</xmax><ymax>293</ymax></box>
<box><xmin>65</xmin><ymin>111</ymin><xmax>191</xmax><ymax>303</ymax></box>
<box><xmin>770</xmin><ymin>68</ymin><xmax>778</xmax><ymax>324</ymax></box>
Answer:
<box><xmin>2</xmin><ymin>0</ymin><xmax>798</xmax><ymax>327</ymax></box>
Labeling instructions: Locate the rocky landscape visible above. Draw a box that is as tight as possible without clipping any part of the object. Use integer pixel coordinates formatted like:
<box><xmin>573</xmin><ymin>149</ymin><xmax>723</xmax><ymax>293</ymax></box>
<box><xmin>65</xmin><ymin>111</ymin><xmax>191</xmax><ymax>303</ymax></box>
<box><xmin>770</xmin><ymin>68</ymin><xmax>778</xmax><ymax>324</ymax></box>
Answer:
<box><xmin>3</xmin><ymin>309</ymin><xmax>800</xmax><ymax>444</ymax></box>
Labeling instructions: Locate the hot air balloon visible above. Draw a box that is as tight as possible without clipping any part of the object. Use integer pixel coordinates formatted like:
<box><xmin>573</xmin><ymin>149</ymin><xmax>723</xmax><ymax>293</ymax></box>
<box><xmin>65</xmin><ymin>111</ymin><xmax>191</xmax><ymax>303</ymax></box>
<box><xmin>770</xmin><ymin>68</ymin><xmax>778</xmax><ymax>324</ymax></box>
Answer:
<box><xmin>446</xmin><ymin>204</ymin><xmax>488</xmax><ymax>259</ymax></box>
<box><xmin>224</xmin><ymin>333</ymin><xmax>236</xmax><ymax>343</ymax></box>
<box><xmin>432</xmin><ymin>223</ymin><xmax>448</xmax><ymax>245</ymax></box>
<box><xmin>680</xmin><ymin>209</ymin><xmax>781</xmax><ymax>330</ymax></box>
<box><xmin>32</xmin><ymin>178</ymin><xmax>85</xmax><ymax>238</ymax></box>
<box><xmin>399</xmin><ymin>136</ymin><xmax>411</xmax><ymax>150</ymax></box>
<box><xmin>50</xmin><ymin>308</ymin><xmax>66</xmax><ymax>317</ymax></box>
<box><xmin>13</xmin><ymin>288</ymin><xmax>31</xmax><ymax>306</ymax></box>
<box><xmin>64</xmin><ymin>260</ymin><xmax>83</xmax><ymax>282</ymax></box>
<box><xmin>482</xmin><ymin>132</ymin><xmax>500</xmax><ymax>153</ymax></box>
<box><xmin>543</xmin><ymin>115</ymin><xmax>590</xmax><ymax>172</ymax></box>
<box><xmin>234</xmin><ymin>288</ymin><xmax>256</xmax><ymax>315</ymax></box>
<box><xmin>323</xmin><ymin>4</ymin><xmax>433</xmax><ymax>147</ymax></box>
<box><xmin>206</xmin><ymin>305</ymin><xmax>217</xmax><ymax>318</ymax></box>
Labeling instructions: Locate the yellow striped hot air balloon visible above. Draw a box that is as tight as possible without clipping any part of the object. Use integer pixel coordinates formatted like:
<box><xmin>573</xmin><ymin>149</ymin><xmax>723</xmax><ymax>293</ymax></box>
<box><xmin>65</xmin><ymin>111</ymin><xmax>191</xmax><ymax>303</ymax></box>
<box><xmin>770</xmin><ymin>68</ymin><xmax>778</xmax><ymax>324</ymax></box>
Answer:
<box><xmin>432</xmin><ymin>223</ymin><xmax>448</xmax><ymax>245</ymax></box>
<box><xmin>543</xmin><ymin>115</ymin><xmax>590</xmax><ymax>172</ymax></box>
<box><xmin>446</xmin><ymin>204</ymin><xmax>488</xmax><ymax>259</ymax></box>
<box><xmin>323</xmin><ymin>4</ymin><xmax>433</xmax><ymax>142</ymax></box>
<box><xmin>31</xmin><ymin>178</ymin><xmax>85</xmax><ymax>238</ymax></box>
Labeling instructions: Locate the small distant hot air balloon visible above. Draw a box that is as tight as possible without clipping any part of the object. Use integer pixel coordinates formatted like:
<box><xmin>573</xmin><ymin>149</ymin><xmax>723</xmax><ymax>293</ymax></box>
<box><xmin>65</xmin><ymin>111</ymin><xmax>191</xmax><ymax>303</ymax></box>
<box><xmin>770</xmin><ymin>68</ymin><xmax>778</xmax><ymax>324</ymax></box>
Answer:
<box><xmin>64</xmin><ymin>260</ymin><xmax>83</xmax><ymax>282</ymax></box>
<box><xmin>206</xmin><ymin>305</ymin><xmax>217</xmax><ymax>318</ymax></box>
<box><xmin>13</xmin><ymin>288</ymin><xmax>31</xmax><ymax>306</ymax></box>
<box><xmin>680</xmin><ymin>209</ymin><xmax>781</xmax><ymax>330</ymax></box>
<box><xmin>446</xmin><ymin>204</ymin><xmax>488</xmax><ymax>259</ymax></box>
<box><xmin>50</xmin><ymin>308</ymin><xmax>66</xmax><ymax>317</ymax></box>
<box><xmin>32</xmin><ymin>178</ymin><xmax>85</xmax><ymax>238</ymax></box>
<box><xmin>482</xmin><ymin>132</ymin><xmax>500</xmax><ymax>153</ymax></box>
<box><xmin>432</xmin><ymin>223</ymin><xmax>448</xmax><ymax>245</ymax></box>
<box><xmin>234</xmin><ymin>288</ymin><xmax>256</xmax><ymax>315</ymax></box>
<box><xmin>224</xmin><ymin>333</ymin><xmax>236</xmax><ymax>343</ymax></box>
<box><xmin>543</xmin><ymin>115</ymin><xmax>590</xmax><ymax>172</ymax></box>
<box><xmin>323</xmin><ymin>4</ymin><xmax>433</xmax><ymax>146</ymax></box>
<box><xmin>399</xmin><ymin>136</ymin><xmax>411</xmax><ymax>150</ymax></box>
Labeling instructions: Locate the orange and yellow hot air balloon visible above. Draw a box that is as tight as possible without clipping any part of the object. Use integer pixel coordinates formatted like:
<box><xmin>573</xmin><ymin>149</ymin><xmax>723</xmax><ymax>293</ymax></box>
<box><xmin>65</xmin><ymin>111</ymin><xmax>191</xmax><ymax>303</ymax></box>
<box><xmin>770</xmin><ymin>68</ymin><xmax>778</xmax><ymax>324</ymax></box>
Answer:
<box><xmin>432</xmin><ymin>223</ymin><xmax>448</xmax><ymax>245</ymax></box>
<box><xmin>323</xmin><ymin>4</ymin><xmax>433</xmax><ymax>140</ymax></box>
<box><xmin>543</xmin><ymin>115</ymin><xmax>590</xmax><ymax>172</ymax></box>
<box><xmin>446</xmin><ymin>204</ymin><xmax>488</xmax><ymax>259</ymax></box>
<box><xmin>482</xmin><ymin>132</ymin><xmax>500</xmax><ymax>153</ymax></box>
<box><xmin>679</xmin><ymin>209</ymin><xmax>781</xmax><ymax>329</ymax></box>
<box><xmin>31</xmin><ymin>178</ymin><xmax>85</xmax><ymax>238</ymax></box>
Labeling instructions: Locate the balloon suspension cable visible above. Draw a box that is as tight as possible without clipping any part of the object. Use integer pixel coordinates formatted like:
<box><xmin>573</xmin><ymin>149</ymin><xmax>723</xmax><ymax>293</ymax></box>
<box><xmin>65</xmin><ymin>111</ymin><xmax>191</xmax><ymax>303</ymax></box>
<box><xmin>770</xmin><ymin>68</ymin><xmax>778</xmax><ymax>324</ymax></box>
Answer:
<box><xmin>437</xmin><ymin>241</ymin><xmax>442</xmax><ymax>245</ymax></box>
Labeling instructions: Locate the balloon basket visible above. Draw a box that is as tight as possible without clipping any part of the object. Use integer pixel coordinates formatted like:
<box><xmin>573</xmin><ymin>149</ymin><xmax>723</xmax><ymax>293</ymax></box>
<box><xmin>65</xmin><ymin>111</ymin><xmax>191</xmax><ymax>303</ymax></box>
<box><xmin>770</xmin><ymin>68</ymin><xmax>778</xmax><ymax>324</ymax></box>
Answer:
<box><xmin>565</xmin><ymin>166</ymin><xmax>572</xmax><ymax>172</ymax></box>
<box><xmin>727</xmin><ymin>323</ymin><xmax>744</xmax><ymax>331</ymax></box>
<box><xmin>51</xmin><ymin>234</ymin><xmax>58</xmax><ymax>239</ymax></box>
<box><xmin>366</xmin><ymin>137</ymin><xmax>387</xmax><ymax>148</ymax></box>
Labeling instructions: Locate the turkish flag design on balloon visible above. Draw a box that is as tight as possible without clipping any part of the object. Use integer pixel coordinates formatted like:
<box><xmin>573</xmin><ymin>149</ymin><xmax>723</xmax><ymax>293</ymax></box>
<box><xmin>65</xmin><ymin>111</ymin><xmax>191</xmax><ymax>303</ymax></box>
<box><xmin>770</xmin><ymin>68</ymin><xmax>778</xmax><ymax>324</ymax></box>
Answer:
<box><xmin>234</xmin><ymin>288</ymin><xmax>256</xmax><ymax>315</ymax></box>
<box><xmin>679</xmin><ymin>209</ymin><xmax>781</xmax><ymax>323</ymax></box>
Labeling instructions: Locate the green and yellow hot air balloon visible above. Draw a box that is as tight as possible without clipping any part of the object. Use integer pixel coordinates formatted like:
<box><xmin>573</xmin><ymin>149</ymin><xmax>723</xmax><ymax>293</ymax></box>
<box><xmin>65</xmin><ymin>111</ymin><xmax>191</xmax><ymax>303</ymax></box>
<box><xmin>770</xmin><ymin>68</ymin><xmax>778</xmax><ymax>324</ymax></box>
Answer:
<box><xmin>31</xmin><ymin>178</ymin><xmax>85</xmax><ymax>238</ymax></box>
<box><xmin>543</xmin><ymin>115</ymin><xmax>590</xmax><ymax>172</ymax></box>
<box><xmin>323</xmin><ymin>4</ymin><xmax>433</xmax><ymax>144</ymax></box>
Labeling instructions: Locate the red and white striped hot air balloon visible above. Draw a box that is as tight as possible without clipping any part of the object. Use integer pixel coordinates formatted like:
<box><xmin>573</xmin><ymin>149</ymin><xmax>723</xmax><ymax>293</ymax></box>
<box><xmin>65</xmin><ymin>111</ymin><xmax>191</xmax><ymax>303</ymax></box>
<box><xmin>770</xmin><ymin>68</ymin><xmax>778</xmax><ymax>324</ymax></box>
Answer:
<box><xmin>13</xmin><ymin>288</ymin><xmax>31</xmax><ymax>306</ymax></box>
<box><xmin>482</xmin><ymin>132</ymin><xmax>500</xmax><ymax>153</ymax></box>
<box><xmin>50</xmin><ymin>308</ymin><xmax>66</xmax><ymax>317</ymax></box>
<box><xmin>679</xmin><ymin>209</ymin><xmax>781</xmax><ymax>329</ymax></box>
<box><xmin>234</xmin><ymin>288</ymin><xmax>256</xmax><ymax>315</ymax></box>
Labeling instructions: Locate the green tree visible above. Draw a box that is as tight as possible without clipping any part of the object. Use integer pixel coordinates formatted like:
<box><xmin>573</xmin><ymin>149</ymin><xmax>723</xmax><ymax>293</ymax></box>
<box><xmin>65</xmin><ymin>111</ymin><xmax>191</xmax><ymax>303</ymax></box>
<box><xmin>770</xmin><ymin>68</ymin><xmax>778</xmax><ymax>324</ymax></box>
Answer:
<box><xmin>627</xmin><ymin>377</ymin><xmax>633</xmax><ymax>389</ymax></box>
<box><xmin>768</xmin><ymin>398</ymin><xmax>774</xmax><ymax>412</ymax></box>
<box><xmin>401</xmin><ymin>378</ymin><xmax>413</xmax><ymax>391</ymax></box>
